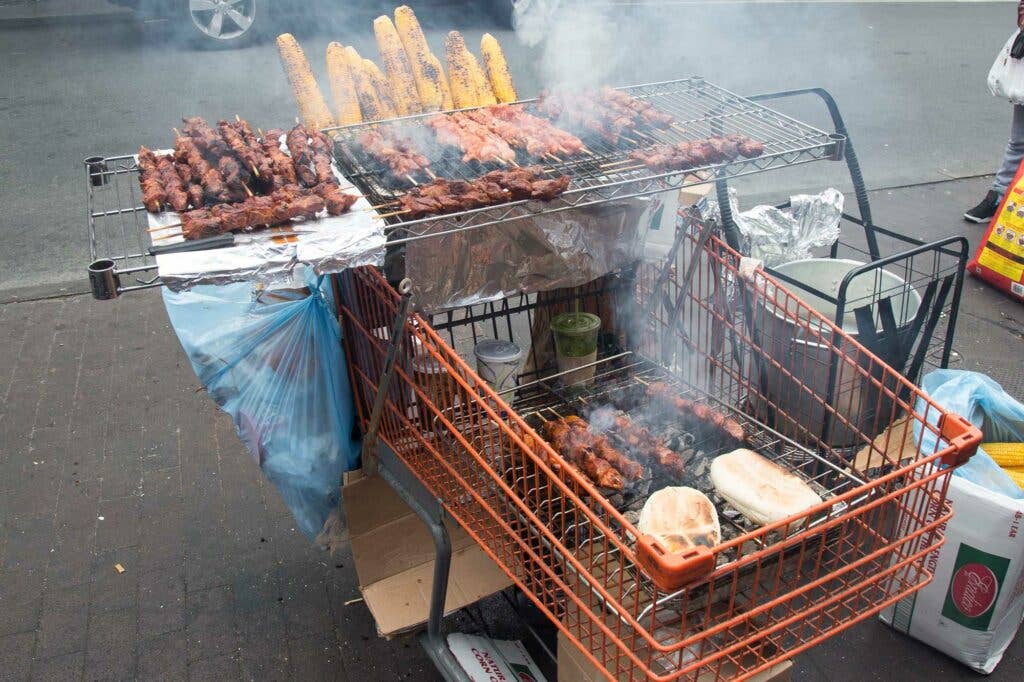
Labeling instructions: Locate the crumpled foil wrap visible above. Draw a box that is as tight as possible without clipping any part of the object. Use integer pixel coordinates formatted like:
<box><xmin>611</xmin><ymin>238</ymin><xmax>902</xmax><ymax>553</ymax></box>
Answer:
<box><xmin>402</xmin><ymin>197</ymin><xmax>660</xmax><ymax>312</ymax></box>
<box><xmin>702</xmin><ymin>188</ymin><xmax>845</xmax><ymax>267</ymax></box>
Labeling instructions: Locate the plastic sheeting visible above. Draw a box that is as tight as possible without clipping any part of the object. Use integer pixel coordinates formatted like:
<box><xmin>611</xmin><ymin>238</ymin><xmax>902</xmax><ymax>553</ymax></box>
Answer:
<box><xmin>917</xmin><ymin>369</ymin><xmax>1024</xmax><ymax>498</ymax></box>
<box><xmin>163</xmin><ymin>268</ymin><xmax>360</xmax><ymax>537</ymax></box>
<box><xmin>403</xmin><ymin>198</ymin><xmax>657</xmax><ymax>312</ymax></box>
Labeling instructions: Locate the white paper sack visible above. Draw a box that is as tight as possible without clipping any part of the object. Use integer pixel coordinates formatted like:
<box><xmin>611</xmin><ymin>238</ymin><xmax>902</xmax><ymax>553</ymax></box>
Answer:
<box><xmin>880</xmin><ymin>476</ymin><xmax>1024</xmax><ymax>673</ymax></box>
<box><xmin>447</xmin><ymin>633</ymin><xmax>547</xmax><ymax>682</ymax></box>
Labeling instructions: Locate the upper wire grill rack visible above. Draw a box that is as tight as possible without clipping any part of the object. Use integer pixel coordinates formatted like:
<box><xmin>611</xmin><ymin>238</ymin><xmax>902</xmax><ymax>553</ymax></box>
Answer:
<box><xmin>328</xmin><ymin>77</ymin><xmax>844</xmax><ymax>244</ymax></box>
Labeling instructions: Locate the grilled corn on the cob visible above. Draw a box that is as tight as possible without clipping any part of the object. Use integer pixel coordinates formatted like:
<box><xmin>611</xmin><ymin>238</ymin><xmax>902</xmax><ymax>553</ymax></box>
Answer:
<box><xmin>276</xmin><ymin>33</ymin><xmax>335</xmax><ymax>129</ymax></box>
<box><xmin>363</xmin><ymin>59</ymin><xmax>400</xmax><ymax>120</ymax></box>
<box><xmin>394</xmin><ymin>5</ymin><xmax>444</xmax><ymax>111</ymax></box>
<box><xmin>428</xmin><ymin>52</ymin><xmax>454</xmax><ymax>110</ymax></box>
<box><xmin>480</xmin><ymin>33</ymin><xmax>516</xmax><ymax>103</ymax></box>
<box><xmin>1002</xmin><ymin>467</ymin><xmax>1024</xmax><ymax>488</ymax></box>
<box><xmin>325</xmin><ymin>42</ymin><xmax>363</xmax><ymax>126</ymax></box>
<box><xmin>465</xmin><ymin>45</ymin><xmax>497</xmax><ymax>106</ymax></box>
<box><xmin>343</xmin><ymin>46</ymin><xmax>386</xmax><ymax>122</ymax></box>
<box><xmin>444</xmin><ymin>31</ymin><xmax>479</xmax><ymax>108</ymax></box>
<box><xmin>986</xmin><ymin>442</ymin><xmax>1024</xmax><ymax>467</ymax></box>
<box><xmin>373</xmin><ymin>15</ymin><xmax>422</xmax><ymax>116</ymax></box>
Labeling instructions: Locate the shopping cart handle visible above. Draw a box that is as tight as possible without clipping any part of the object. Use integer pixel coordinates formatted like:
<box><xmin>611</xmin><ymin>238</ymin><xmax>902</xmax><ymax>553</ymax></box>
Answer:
<box><xmin>636</xmin><ymin>535</ymin><xmax>716</xmax><ymax>591</ymax></box>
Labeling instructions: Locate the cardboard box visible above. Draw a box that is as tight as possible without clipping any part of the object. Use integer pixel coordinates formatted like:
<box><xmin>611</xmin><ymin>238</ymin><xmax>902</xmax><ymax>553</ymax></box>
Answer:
<box><xmin>556</xmin><ymin>631</ymin><xmax>792</xmax><ymax>682</ymax></box>
<box><xmin>342</xmin><ymin>473</ymin><xmax>513</xmax><ymax>638</ymax></box>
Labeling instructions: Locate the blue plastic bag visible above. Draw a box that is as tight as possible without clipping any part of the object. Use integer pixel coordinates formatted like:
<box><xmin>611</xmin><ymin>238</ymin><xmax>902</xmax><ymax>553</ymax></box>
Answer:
<box><xmin>163</xmin><ymin>270</ymin><xmax>360</xmax><ymax>537</ymax></box>
<box><xmin>917</xmin><ymin>369</ymin><xmax>1024</xmax><ymax>499</ymax></box>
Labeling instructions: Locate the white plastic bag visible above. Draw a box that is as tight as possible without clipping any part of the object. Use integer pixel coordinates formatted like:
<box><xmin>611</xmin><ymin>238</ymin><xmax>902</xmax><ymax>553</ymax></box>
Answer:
<box><xmin>988</xmin><ymin>31</ymin><xmax>1024</xmax><ymax>104</ymax></box>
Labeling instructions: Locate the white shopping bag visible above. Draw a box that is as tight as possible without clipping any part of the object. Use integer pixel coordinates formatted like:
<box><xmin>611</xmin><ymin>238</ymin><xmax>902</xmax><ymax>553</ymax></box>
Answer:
<box><xmin>988</xmin><ymin>31</ymin><xmax>1024</xmax><ymax>104</ymax></box>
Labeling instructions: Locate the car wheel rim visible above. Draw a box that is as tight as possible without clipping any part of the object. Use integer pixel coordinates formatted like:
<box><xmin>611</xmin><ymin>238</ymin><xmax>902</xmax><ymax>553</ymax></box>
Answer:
<box><xmin>189</xmin><ymin>0</ymin><xmax>255</xmax><ymax>40</ymax></box>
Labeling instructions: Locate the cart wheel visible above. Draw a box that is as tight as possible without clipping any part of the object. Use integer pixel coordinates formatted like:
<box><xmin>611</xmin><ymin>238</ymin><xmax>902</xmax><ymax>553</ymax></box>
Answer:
<box><xmin>184</xmin><ymin>0</ymin><xmax>261</xmax><ymax>49</ymax></box>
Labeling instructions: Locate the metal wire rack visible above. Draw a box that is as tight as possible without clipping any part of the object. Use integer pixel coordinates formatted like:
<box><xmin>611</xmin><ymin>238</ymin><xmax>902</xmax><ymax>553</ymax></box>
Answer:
<box><xmin>328</xmin><ymin>77</ymin><xmax>845</xmax><ymax>245</ymax></box>
<box><xmin>84</xmin><ymin>154</ymin><xmax>162</xmax><ymax>297</ymax></box>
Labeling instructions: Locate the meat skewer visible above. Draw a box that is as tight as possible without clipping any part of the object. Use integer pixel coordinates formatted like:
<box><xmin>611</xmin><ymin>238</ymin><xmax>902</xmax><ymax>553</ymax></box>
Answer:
<box><xmin>259</xmin><ymin>128</ymin><xmax>298</xmax><ymax>189</ymax></box>
<box><xmin>358</xmin><ymin>128</ymin><xmax>432</xmax><ymax>177</ymax></box>
<box><xmin>155</xmin><ymin>154</ymin><xmax>189</xmax><ymax>212</ymax></box>
<box><xmin>285</xmin><ymin>124</ymin><xmax>318</xmax><ymax>187</ymax></box>
<box><xmin>308</xmin><ymin>129</ymin><xmax>339</xmax><ymax>186</ymax></box>
<box><xmin>181</xmin><ymin>117</ymin><xmax>252</xmax><ymax>195</ymax></box>
<box><xmin>628</xmin><ymin>135</ymin><xmax>764</xmax><ymax>172</ymax></box>
<box><xmin>174</xmin><ymin>136</ymin><xmax>233</xmax><ymax>204</ymax></box>
<box><xmin>137</xmin><ymin>146</ymin><xmax>168</xmax><ymax>213</ymax></box>
<box><xmin>607</xmin><ymin>412</ymin><xmax>686</xmax><ymax>480</ymax></box>
<box><xmin>543</xmin><ymin>418</ymin><xmax>624</xmax><ymax>490</ymax></box>
<box><xmin>426</xmin><ymin>112</ymin><xmax>517</xmax><ymax>164</ymax></box>
<box><xmin>561</xmin><ymin>416</ymin><xmax>645</xmax><ymax>480</ymax></box>
<box><xmin>391</xmin><ymin>166</ymin><xmax>569</xmax><ymax>219</ymax></box>
<box><xmin>647</xmin><ymin>382</ymin><xmax>747</xmax><ymax>444</ymax></box>
<box><xmin>465</xmin><ymin>106</ymin><xmax>585</xmax><ymax>158</ymax></box>
<box><xmin>180</xmin><ymin>185</ymin><xmax>326</xmax><ymax>241</ymax></box>
<box><xmin>218</xmin><ymin>120</ymin><xmax>262</xmax><ymax>177</ymax></box>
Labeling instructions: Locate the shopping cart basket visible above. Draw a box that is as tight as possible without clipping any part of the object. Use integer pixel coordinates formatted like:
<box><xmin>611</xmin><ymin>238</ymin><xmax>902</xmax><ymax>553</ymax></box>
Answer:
<box><xmin>336</xmin><ymin>221</ymin><xmax>980</xmax><ymax>681</ymax></box>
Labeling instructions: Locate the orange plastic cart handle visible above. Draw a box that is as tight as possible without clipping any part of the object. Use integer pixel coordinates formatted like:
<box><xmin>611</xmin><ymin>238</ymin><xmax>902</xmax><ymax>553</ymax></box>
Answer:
<box><xmin>636</xmin><ymin>535</ymin><xmax>716</xmax><ymax>591</ymax></box>
<box><xmin>938</xmin><ymin>413</ymin><xmax>982</xmax><ymax>467</ymax></box>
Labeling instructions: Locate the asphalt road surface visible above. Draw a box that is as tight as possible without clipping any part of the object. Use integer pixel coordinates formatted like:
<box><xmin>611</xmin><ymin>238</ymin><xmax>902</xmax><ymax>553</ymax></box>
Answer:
<box><xmin>0</xmin><ymin>1</ymin><xmax>1016</xmax><ymax>294</ymax></box>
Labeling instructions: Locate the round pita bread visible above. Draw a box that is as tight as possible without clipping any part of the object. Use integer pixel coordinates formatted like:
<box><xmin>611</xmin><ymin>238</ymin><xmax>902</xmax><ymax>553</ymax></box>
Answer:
<box><xmin>710</xmin><ymin>448</ymin><xmax>822</xmax><ymax>526</ymax></box>
<box><xmin>638</xmin><ymin>486</ymin><xmax>721</xmax><ymax>553</ymax></box>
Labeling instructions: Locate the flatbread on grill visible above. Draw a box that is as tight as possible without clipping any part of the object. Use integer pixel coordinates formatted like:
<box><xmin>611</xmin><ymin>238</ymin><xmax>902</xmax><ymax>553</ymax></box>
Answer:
<box><xmin>637</xmin><ymin>486</ymin><xmax>721</xmax><ymax>553</ymax></box>
<box><xmin>709</xmin><ymin>448</ymin><xmax>822</xmax><ymax>526</ymax></box>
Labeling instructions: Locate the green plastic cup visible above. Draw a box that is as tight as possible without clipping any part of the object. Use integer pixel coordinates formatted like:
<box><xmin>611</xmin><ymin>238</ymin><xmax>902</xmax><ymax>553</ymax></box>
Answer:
<box><xmin>550</xmin><ymin>312</ymin><xmax>601</xmax><ymax>386</ymax></box>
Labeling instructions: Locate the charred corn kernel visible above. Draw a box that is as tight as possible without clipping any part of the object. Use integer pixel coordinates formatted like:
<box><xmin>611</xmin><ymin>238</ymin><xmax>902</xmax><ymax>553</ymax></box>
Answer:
<box><xmin>394</xmin><ymin>5</ymin><xmax>444</xmax><ymax>111</ymax></box>
<box><xmin>428</xmin><ymin>52</ymin><xmax>454</xmax><ymax>110</ymax></box>
<box><xmin>465</xmin><ymin>47</ymin><xmax>497</xmax><ymax>106</ymax></box>
<box><xmin>985</xmin><ymin>442</ymin><xmax>1024</xmax><ymax>467</ymax></box>
<box><xmin>444</xmin><ymin>31</ymin><xmax>479</xmax><ymax>108</ymax></box>
<box><xmin>325</xmin><ymin>42</ymin><xmax>363</xmax><ymax>126</ymax></box>
<box><xmin>363</xmin><ymin>59</ymin><xmax>399</xmax><ymax>120</ymax></box>
<box><xmin>343</xmin><ymin>46</ymin><xmax>385</xmax><ymax>122</ymax></box>
<box><xmin>480</xmin><ymin>33</ymin><xmax>516</xmax><ymax>103</ymax></box>
<box><xmin>373</xmin><ymin>15</ymin><xmax>422</xmax><ymax>116</ymax></box>
<box><xmin>276</xmin><ymin>33</ymin><xmax>335</xmax><ymax>129</ymax></box>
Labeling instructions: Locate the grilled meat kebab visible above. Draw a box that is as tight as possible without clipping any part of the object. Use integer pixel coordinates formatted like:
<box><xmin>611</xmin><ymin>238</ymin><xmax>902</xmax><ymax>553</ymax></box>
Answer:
<box><xmin>647</xmin><ymin>382</ymin><xmax>747</xmax><ymax>444</ymax></box>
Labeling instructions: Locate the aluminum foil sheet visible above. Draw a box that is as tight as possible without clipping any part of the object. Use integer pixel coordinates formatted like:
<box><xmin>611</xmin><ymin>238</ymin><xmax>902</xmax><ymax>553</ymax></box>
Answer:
<box><xmin>703</xmin><ymin>188</ymin><xmax>844</xmax><ymax>267</ymax></box>
<box><xmin>144</xmin><ymin>149</ymin><xmax>386</xmax><ymax>292</ymax></box>
<box><xmin>403</xmin><ymin>196</ymin><xmax>663</xmax><ymax>312</ymax></box>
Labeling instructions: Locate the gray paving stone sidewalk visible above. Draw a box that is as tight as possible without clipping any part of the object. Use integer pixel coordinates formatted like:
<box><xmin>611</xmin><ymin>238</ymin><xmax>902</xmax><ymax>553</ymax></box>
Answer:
<box><xmin>0</xmin><ymin>177</ymin><xmax>1022</xmax><ymax>680</ymax></box>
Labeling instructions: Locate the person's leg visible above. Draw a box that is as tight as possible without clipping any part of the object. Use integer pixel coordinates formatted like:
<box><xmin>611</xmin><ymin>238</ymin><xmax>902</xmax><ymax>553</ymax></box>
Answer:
<box><xmin>993</xmin><ymin>104</ymin><xmax>1024</xmax><ymax>196</ymax></box>
<box><xmin>966</xmin><ymin>104</ymin><xmax>1024</xmax><ymax>221</ymax></box>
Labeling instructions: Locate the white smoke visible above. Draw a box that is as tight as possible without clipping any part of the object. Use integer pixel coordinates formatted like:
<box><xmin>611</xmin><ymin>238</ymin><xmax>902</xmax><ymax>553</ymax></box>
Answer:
<box><xmin>520</xmin><ymin>3</ymin><xmax>626</xmax><ymax>93</ymax></box>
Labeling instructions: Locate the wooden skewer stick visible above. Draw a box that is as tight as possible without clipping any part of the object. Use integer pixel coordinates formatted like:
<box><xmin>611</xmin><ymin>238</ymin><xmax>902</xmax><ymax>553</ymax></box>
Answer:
<box><xmin>635</xmin><ymin>376</ymin><xmax>650</xmax><ymax>386</ymax></box>
<box><xmin>580</xmin><ymin>146</ymin><xmax>594</xmax><ymax>156</ymax></box>
<box><xmin>405</xmin><ymin>174</ymin><xmax>419</xmax><ymax>186</ymax></box>
<box><xmin>600</xmin><ymin>159</ymin><xmax>634</xmax><ymax>168</ymax></box>
<box><xmin>376</xmin><ymin>209</ymin><xmax>411</xmax><ymax>219</ymax></box>
<box><xmin>235</xmin><ymin>114</ymin><xmax>242</xmax><ymax>123</ymax></box>
<box><xmin>147</xmin><ymin>223</ymin><xmax>182</xmax><ymax>233</ymax></box>
<box><xmin>242</xmin><ymin>184</ymin><xmax>254</xmax><ymax>198</ymax></box>
<box><xmin>494</xmin><ymin>158</ymin><xmax>509</xmax><ymax>166</ymax></box>
<box><xmin>424</xmin><ymin>169</ymin><xmax>437</xmax><ymax>180</ymax></box>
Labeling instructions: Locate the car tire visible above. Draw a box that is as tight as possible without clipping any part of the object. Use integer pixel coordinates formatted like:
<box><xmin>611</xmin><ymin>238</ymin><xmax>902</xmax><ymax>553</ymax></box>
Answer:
<box><xmin>183</xmin><ymin>0</ymin><xmax>262</xmax><ymax>49</ymax></box>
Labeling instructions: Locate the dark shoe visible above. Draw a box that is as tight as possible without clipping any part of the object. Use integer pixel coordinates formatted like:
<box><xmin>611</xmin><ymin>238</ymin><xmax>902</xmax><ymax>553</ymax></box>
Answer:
<box><xmin>964</xmin><ymin>190</ymin><xmax>1001</xmax><ymax>223</ymax></box>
